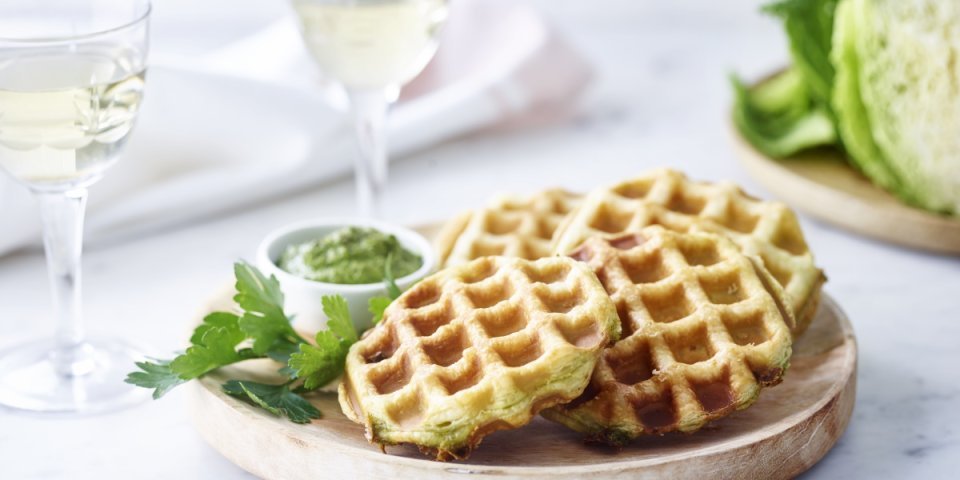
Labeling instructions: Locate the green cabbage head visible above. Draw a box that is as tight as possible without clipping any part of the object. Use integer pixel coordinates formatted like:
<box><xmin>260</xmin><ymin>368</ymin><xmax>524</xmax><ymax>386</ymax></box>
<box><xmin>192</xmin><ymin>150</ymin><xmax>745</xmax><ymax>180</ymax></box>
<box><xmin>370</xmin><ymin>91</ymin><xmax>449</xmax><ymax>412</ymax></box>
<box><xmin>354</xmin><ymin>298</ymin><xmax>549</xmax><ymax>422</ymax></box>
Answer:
<box><xmin>832</xmin><ymin>0</ymin><xmax>960</xmax><ymax>214</ymax></box>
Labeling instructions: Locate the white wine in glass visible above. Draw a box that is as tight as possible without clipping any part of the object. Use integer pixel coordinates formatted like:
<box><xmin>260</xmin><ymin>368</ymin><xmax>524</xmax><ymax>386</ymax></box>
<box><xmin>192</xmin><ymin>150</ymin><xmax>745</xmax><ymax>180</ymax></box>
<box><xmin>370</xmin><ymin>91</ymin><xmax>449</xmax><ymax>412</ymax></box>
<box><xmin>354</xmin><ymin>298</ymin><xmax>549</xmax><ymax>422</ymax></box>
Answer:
<box><xmin>0</xmin><ymin>48</ymin><xmax>145</xmax><ymax>184</ymax></box>
<box><xmin>0</xmin><ymin>0</ymin><xmax>151</xmax><ymax>413</ymax></box>
<box><xmin>292</xmin><ymin>0</ymin><xmax>448</xmax><ymax>216</ymax></box>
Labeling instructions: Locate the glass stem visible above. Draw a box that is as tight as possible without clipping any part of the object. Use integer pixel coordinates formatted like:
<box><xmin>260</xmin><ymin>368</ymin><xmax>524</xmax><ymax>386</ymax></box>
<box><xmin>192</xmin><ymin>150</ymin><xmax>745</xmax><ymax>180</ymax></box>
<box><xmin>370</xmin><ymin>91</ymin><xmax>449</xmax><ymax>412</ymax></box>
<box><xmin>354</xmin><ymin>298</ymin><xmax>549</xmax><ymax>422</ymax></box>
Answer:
<box><xmin>347</xmin><ymin>89</ymin><xmax>391</xmax><ymax>217</ymax></box>
<box><xmin>36</xmin><ymin>187</ymin><xmax>92</xmax><ymax>377</ymax></box>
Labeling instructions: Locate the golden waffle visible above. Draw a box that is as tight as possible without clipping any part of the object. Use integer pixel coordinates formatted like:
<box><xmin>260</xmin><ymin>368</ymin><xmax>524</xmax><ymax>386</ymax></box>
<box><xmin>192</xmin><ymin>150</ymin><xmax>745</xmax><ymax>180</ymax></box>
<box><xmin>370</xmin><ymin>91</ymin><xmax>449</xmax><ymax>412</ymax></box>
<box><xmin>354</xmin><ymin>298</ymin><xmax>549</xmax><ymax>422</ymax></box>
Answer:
<box><xmin>339</xmin><ymin>256</ymin><xmax>621</xmax><ymax>460</ymax></box>
<box><xmin>541</xmin><ymin>226</ymin><xmax>794</xmax><ymax>444</ymax></box>
<box><xmin>435</xmin><ymin>189</ymin><xmax>582</xmax><ymax>267</ymax></box>
<box><xmin>552</xmin><ymin>168</ymin><xmax>824</xmax><ymax>335</ymax></box>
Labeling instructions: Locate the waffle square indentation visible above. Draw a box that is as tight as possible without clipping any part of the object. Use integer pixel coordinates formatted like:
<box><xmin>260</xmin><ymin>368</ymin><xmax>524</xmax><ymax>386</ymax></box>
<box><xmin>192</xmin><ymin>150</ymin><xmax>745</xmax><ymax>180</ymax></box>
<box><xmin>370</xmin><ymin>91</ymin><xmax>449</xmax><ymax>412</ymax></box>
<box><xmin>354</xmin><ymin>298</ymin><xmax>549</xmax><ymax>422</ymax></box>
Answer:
<box><xmin>475</xmin><ymin>304</ymin><xmax>527</xmax><ymax>338</ymax></box>
<box><xmin>483</xmin><ymin>214</ymin><xmax>522</xmax><ymax>235</ymax></box>
<box><xmin>606</xmin><ymin>342</ymin><xmax>654</xmax><ymax>385</ymax></box>
<box><xmin>641</xmin><ymin>284</ymin><xmax>694</xmax><ymax>324</ymax></box>
<box><xmin>459</xmin><ymin>258</ymin><xmax>497</xmax><ymax>284</ymax></box>
<box><xmin>722</xmin><ymin>311</ymin><xmax>770</xmax><ymax>346</ymax></box>
<box><xmin>537</xmin><ymin>287</ymin><xmax>584</xmax><ymax>314</ymax></box>
<box><xmin>588</xmin><ymin>202</ymin><xmax>632</xmax><ymax>234</ymax></box>
<box><xmin>721</xmin><ymin>201</ymin><xmax>760</xmax><ymax>234</ymax></box>
<box><xmin>361</xmin><ymin>328</ymin><xmax>398</xmax><ymax>364</ymax></box>
<box><xmin>522</xmin><ymin>262</ymin><xmax>571</xmax><ymax>285</ymax></box>
<box><xmin>470</xmin><ymin>240</ymin><xmax>506</xmax><ymax>258</ymax></box>
<box><xmin>404</xmin><ymin>283</ymin><xmax>441</xmax><ymax>309</ymax></box>
<box><xmin>700</xmin><ymin>273</ymin><xmax>747</xmax><ymax>305</ymax></box>
<box><xmin>465</xmin><ymin>281</ymin><xmax>513</xmax><ymax>309</ymax></box>
<box><xmin>770</xmin><ymin>220</ymin><xmax>807</xmax><ymax>255</ymax></box>
<box><xmin>664</xmin><ymin>325</ymin><xmax>715</xmax><ymax>365</ymax></box>
<box><xmin>408</xmin><ymin>305</ymin><xmax>455</xmax><ymax>337</ymax></box>
<box><xmin>494</xmin><ymin>335</ymin><xmax>543</xmax><ymax>368</ymax></box>
<box><xmin>691</xmin><ymin>377</ymin><xmax>734</xmax><ymax>413</ymax></box>
<box><xmin>623</xmin><ymin>251</ymin><xmax>670</xmax><ymax>284</ymax></box>
<box><xmin>634</xmin><ymin>393</ymin><xmax>676</xmax><ymax>430</ymax></box>
<box><xmin>421</xmin><ymin>325</ymin><xmax>468</xmax><ymax>367</ymax></box>
<box><xmin>613</xmin><ymin>179</ymin><xmax>654</xmax><ymax>199</ymax></box>
<box><xmin>371</xmin><ymin>358</ymin><xmax>412</xmax><ymax>395</ymax></box>
<box><xmin>556</xmin><ymin>318</ymin><xmax>603</xmax><ymax>349</ymax></box>
<box><xmin>679</xmin><ymin>238</ymin><xmax>721</xmax><ymax>266</ymax></box>
<box><xmin>439</xmin><ymin>358</ymin><xmax>483</xmax><ymax>395</ymax></box>
<box><xmin>667</xmin><ymin>190</ymin><xmax>707</xmax><ymax>215</ymax></box>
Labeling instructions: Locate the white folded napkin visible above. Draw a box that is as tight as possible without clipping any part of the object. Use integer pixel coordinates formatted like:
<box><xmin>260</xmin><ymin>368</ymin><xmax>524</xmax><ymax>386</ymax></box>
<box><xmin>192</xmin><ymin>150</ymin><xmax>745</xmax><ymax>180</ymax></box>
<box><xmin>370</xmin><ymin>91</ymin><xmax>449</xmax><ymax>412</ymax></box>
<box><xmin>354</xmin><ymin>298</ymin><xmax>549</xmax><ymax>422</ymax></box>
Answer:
<box><xmin>0</xmin><ymin>0</ymin><xmax>591</xmax><ymax>257</ymax></box>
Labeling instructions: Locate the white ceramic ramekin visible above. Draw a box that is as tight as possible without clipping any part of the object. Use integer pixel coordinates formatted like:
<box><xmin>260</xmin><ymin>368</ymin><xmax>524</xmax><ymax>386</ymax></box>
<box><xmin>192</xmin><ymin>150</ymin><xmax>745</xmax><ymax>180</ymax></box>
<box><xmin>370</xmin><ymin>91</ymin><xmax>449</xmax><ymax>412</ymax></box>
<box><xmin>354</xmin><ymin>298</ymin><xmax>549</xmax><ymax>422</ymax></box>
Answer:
<box><xmin>256</xmin><ymin>218</ymin><xmax>436</xmax><ymax>333</ymax></box>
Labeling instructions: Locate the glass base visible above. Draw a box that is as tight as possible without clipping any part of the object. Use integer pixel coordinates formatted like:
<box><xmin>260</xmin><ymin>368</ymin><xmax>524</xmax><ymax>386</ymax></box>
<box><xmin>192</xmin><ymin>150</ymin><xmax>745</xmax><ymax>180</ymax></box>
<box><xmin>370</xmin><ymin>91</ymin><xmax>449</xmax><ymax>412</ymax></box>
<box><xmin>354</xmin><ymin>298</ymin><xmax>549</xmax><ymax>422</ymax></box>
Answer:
<box><xmin>0</xmin><ymin>338</ymin><xmax>150</xmax><ymax>414</ymax></box>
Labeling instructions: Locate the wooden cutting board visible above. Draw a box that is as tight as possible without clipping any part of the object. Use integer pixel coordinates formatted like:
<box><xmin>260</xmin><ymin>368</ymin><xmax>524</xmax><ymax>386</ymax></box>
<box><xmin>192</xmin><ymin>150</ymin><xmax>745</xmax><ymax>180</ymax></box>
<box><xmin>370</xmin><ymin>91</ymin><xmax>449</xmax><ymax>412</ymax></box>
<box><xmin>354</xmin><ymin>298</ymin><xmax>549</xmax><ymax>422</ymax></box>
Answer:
<box><xmin>188</xmin><ymin>240</ymin><xmax>857</xmax><ymax>479</ymax></box>
<box><xmin>731</xmin><ymin>85</ymin><xmax>960</xmax><ymax>255</ymax></box>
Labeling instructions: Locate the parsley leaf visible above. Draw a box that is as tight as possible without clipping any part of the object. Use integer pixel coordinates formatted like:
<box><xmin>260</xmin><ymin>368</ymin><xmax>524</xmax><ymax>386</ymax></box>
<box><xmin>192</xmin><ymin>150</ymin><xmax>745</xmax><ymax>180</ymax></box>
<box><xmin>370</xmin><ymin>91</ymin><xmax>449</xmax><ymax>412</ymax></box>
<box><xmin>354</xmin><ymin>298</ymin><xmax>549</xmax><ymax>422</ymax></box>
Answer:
<box><xmin>170</xmin><ymin>322</ymin><xmax>251</xmax><ymax>379</ymax></box>
<box><xmin>288</xmin><ymin>295</ymin><xmax>359</xmax><ymax>390</ymax></box>
<box><xmin>266</xmin><ymin>339</ymin><xmax>301</xmax><ymax>377</ymax></box>
<box><xmin>288</xmin><ymin>340</ymin><xmax>348</xmax><ymax>390</ymax></box>
<box><xmin>233</xmin><ymin>261</ymin><xmax>285</xmax><ymax>317</ymax></box>
<box><xmin>128</xmin><ymin>262</ymin><xmax>375</xmax><ymax>423</ymax></box>
<box><xmin>222</xmin><ymin>380</ymin><xmax>321</xmax><ymax>424</ymax></box>
<box><xmin>265</xmin><ymin>339</ymin><xmax>300</xmax><ymax>364</ymax></box>
<box><xmin>189</xmin><ymin>311</ymin><xmax>240</xmax><ymax>345</ymax></box>
<box><xmin>321</xmin><ymin>295</ymin><xmax>358</xmax><ymax>344</ymax></box>
<box><xmin>368</xmin><ymin>296</ymin><xmax>392</xmax><ymax>325</ymax></box>
<box><xmin>233</xmin><ymin>261</ymin><xmax>305</xmax><ymax>354</ymax></box>
<box><xmin>125</xmin><ymin>359</ymin><xmax>185</xmax><ymax>399</ymax></box>
<box><xmin>126</xmin><ymin>313</ymin><xmax>252</xmax><ymax>398</ymax></box>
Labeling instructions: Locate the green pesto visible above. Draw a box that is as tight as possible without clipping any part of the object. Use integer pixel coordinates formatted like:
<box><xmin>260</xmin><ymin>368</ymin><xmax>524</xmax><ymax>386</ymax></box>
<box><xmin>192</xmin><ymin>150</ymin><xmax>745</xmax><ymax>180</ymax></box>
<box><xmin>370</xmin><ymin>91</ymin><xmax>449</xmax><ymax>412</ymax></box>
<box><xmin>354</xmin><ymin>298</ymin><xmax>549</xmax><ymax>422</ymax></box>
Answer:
<box><xmin>279</xmin><ymin>227</ymin><xmax>422</xmax><ymax>284</ymax></box>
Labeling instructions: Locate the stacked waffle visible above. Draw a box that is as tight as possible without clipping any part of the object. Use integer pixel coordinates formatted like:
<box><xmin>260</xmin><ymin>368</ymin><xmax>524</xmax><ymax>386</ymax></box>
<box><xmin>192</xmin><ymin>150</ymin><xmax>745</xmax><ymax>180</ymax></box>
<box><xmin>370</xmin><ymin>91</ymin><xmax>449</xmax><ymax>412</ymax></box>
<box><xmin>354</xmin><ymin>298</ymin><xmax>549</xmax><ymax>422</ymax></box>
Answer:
<box><xmin>339</xmin><ymin>168</ymin><xmax>825</xmax><ymax>460</ymax></box>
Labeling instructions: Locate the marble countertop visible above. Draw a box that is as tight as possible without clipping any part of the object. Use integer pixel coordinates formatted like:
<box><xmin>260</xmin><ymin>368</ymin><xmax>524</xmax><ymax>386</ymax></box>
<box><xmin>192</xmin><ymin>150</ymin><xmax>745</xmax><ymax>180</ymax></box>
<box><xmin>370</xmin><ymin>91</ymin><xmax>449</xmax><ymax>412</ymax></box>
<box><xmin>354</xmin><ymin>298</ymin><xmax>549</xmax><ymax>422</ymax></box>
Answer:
<box><xmin>2</xmin><ymin>0</ymin><xmax>958</xmax><ymax>478</ymax></box>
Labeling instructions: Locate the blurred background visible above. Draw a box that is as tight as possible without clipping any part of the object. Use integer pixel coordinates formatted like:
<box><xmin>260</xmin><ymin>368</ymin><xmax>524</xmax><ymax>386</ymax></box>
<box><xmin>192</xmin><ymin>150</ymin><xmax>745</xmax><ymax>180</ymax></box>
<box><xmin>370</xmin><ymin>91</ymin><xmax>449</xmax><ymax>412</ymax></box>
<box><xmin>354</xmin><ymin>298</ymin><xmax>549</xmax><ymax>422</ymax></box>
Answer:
<box><xmin>2</xmin><ymin>0</ymin><xmax>957</xmax><ymax>478</ymax></box>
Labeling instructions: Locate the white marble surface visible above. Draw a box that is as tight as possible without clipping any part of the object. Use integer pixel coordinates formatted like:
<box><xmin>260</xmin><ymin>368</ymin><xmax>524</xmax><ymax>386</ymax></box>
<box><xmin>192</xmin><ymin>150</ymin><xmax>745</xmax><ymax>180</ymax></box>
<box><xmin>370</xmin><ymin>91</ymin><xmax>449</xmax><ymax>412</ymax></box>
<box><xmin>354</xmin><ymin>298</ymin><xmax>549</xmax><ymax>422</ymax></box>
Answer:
<box><xmin>2</xmin><ymin>0</ymin><xmax>959</xmax><ymax>478</ymax></box>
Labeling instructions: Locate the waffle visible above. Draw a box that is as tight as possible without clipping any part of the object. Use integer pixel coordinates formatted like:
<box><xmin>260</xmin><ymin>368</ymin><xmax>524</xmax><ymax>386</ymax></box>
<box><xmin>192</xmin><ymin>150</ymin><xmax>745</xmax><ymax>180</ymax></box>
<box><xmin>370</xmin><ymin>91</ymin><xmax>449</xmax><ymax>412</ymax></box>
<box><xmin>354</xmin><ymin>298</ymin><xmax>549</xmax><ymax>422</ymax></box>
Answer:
<box><xmin>552</xmin><ymin>168</ymin><xmax>824</xmax><ymax>335</ymax></box>
<box><xmin>541</xmin><ymin>226</ymin><xmax>795</xmax><ymax>444</ymax></box>
<box><xmin>436</xmin><ymin>189</ymin><xmax>582</xmax><ymax>267</ymax></box>
<box><xmin>338</xmin><ymin>256</ymin><xmax>621</xmax><ymax>460</ymax></box>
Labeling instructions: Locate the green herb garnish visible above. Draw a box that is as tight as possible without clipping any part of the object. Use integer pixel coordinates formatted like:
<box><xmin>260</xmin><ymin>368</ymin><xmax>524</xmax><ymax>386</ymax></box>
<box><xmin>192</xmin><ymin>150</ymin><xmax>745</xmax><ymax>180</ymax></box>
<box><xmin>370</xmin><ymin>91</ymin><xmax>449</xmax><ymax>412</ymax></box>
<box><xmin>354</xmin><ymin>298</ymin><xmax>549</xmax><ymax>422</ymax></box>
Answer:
<box><xmin>222</xmin><ymin>380</ymin><xmax>322</xmax><ymax>424</ymax></box>
<box><xmin>288</xmin><ymin>296</ymin><xmax>357</xmax><ymax>390</ymax></box>
<box><xmin>126</xmin><ymin>260</ymin><xmax>405</xmax><ymax>423</ymax></box>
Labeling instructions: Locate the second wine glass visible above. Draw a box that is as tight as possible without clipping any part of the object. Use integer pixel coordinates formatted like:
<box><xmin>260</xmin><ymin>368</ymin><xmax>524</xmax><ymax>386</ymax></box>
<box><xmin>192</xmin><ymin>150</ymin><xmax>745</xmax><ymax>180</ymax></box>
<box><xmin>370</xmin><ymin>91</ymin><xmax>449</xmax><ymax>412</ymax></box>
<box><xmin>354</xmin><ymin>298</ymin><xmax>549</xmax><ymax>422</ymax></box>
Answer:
<box><xmin>292</xmin><ymin>0</ymin><xmax>448</xmax><ymax>217</ymax></box>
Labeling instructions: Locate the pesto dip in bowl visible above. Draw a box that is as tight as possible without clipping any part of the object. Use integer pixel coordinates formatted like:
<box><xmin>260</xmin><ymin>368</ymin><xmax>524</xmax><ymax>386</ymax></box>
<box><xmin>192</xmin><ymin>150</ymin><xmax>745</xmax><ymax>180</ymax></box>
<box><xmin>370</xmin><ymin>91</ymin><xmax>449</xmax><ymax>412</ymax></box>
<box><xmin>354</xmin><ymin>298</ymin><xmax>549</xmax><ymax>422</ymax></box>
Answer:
<box><xmin>278</xmin><ymin>226</ymin><xmax>423</xmax><ymax>285</ymax></box>
<box><xmin>257</xmin><ymin>219</ymin><xmax>436</xmax><ymax>333</ymax></box>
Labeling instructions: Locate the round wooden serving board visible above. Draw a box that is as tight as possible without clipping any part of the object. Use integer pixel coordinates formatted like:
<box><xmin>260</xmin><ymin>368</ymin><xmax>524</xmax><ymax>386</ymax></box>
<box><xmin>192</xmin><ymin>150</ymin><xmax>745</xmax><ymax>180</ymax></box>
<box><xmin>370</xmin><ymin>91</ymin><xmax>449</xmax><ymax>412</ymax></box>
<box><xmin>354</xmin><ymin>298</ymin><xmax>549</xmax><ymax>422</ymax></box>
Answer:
<box><xmin>731</xmin><ymin>108</ymin><xmax>960</xmax><ymax>255</ymax></box>
<box><xmin>190</xmin><ymin>287</ymin><xmax>856</xmax><ymax>479</ymax></box>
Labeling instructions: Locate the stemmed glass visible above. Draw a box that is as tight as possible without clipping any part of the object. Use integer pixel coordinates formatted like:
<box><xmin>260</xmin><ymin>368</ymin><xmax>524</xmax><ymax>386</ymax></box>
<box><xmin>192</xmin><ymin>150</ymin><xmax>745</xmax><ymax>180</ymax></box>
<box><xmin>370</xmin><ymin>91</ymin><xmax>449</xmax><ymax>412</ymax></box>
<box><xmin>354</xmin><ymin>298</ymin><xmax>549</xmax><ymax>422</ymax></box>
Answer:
<box><xmin>291</xmin><ymin>0</ymin><xmax>449</xmax><ymax>216</ymax></box>
<box><xmin>0</xmin><ymin>0</ymin><xmax>151</xmax><ymax>413</ymax></box>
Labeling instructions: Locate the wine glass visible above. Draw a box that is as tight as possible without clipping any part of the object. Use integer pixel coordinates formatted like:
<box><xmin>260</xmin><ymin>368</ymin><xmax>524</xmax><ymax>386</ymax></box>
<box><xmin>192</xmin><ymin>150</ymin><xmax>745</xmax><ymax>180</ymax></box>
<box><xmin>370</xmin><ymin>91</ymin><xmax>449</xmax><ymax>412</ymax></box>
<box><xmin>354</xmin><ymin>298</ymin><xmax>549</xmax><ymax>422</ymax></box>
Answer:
<box><xmin>291</xmin><ymin>0</ymin><xmax>449</xmax><ymax>216</ymax></box>
<box><xmin>0</xmin><ymin>0</ymin><xmax>151</xmax><ymax>413</ymax></box>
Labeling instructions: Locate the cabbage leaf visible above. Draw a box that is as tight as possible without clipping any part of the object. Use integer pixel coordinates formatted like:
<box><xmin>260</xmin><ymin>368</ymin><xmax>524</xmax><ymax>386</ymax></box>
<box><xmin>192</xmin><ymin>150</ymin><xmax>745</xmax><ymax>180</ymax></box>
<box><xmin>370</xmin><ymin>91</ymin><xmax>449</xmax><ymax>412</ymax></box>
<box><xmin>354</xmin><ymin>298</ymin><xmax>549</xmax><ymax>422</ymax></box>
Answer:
<box><xmin>832</xmin><ymin>0</ymin><xmax>960</xmax><ymax>213</ymax></box>
<box><xmin>732</xmin><ymin>68</ymin><xmax>835</xmax><ymax>158</ymax></box>
<box><xmin>731</xmin><ymin>0</ymin><xmax>840</xmax><ymax>158</ymax></box>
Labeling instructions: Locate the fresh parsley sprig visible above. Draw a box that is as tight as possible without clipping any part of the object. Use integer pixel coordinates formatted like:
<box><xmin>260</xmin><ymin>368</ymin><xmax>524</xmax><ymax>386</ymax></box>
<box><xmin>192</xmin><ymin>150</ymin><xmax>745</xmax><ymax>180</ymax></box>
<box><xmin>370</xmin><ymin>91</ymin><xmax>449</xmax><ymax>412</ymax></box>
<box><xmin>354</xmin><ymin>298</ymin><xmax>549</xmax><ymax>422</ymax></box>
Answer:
<box><xmin>222</xmin><ymin>380</ymin><xmax>321</xmax><ymax>424</ymax></box>
<box><xmin>288</xmin><ymin>296</ymin><xmax>357</xmax><ymax>390</ymax></box>
<box><xmin>126</xmin><ymin>261</ymin><xmax>402</xmax><ymax>423</ymax></box>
